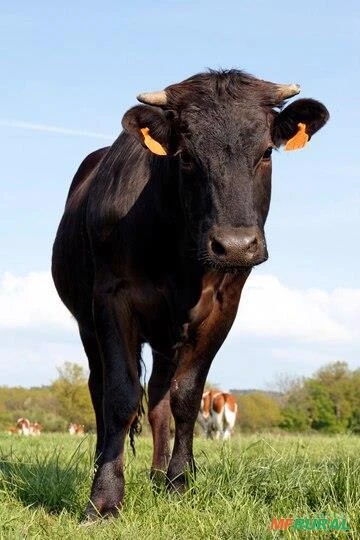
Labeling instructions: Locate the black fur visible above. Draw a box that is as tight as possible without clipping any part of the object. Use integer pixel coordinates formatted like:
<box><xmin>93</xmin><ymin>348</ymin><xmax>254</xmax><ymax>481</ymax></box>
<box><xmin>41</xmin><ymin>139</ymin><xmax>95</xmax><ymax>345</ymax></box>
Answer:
<box><xmin>52</xmin><ymin>69</ymin><xmax>329</xmax><ymax>518</ymax></box>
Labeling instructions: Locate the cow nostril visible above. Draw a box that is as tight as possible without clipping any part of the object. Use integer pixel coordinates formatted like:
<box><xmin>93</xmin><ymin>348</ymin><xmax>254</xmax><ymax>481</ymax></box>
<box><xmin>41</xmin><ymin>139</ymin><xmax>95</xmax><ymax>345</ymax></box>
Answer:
<box><xmin>247</xmin><ymin>236</ymin><xmax>258</xmax><ymax>254</ymax></box>
<box><xmin>207</xmin><ymin>228</ymin><xmax>266</xmax><ymax>266</ymax></box>
<box><xmin>210</xmin><ymin>239</ymin><xmax>226</xmax><ymax>257</ymax></box>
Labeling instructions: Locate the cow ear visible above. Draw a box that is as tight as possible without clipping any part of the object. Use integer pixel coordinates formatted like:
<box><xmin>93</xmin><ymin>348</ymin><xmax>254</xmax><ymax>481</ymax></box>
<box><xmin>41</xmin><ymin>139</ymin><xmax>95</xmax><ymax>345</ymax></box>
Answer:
<box><xmin>272</xmin><ymin>98</ymin><xmax>329</xmax><ymax>151</ymax></box>
<box><xmin>122</xmin><ymin>105</ymin><xmax>177</xmax><ymax>156</ymax></box>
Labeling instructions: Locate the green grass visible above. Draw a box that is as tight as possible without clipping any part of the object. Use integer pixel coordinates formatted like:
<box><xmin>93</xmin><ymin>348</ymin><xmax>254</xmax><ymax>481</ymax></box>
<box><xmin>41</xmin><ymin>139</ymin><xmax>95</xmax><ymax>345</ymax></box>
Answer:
<box><xmin>0</xmin><ymin>433</ymin><xmax>359</xmax><ymax>539</ymax></box>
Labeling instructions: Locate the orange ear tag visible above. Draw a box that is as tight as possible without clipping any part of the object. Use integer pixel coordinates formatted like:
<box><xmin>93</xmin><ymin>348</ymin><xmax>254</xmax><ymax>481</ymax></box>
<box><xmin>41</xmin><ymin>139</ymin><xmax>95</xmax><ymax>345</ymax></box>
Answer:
<box><xmin>140</xmin><ymin>127</ymin><xmax>167</xmax><ymax>156</ymax></box>
<box><xmin>285</xmin><ymin>123</ymin><xmax>309</xmax><ymax>151</ymax></box>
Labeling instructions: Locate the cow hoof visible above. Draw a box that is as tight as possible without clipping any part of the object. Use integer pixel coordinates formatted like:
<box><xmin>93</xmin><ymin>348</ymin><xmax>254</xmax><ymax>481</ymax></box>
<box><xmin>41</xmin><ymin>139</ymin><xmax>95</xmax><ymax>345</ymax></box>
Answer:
<box><xmin>80</xmin><ymin>515</ymin><xmax>99</xmax><ymax>527</ymax></box>
<box><xmin>83</xmin><ymin>501</ymin><xmax>120</xmax><ymax>522</ymax></box>
<box><xmin>150</xmin><ymin>468</ymin><xmax>166</xmax><ymax>493</ymax></box>
<box><xmin>166</xmin><ymin>473</ymin><xmax>187</xmax><ymax>494</ymax></box>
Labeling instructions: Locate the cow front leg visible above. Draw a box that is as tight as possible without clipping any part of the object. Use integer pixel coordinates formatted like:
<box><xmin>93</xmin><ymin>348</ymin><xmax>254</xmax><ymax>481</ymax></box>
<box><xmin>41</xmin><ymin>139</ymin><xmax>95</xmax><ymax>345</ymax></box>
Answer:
<box><xmin>85</xmin><ymin>290</ymin><xmax>142</xmax><ymax>519</ymax></box>
<box><xmin>148</xmin><ymin>350</ymin><xmax>177</xmax><ymax>487</ymax></box>
<box><xmin>166</xmin><ymin>272</ymin><xmax>247</xmax><ymax>492</ymax></box>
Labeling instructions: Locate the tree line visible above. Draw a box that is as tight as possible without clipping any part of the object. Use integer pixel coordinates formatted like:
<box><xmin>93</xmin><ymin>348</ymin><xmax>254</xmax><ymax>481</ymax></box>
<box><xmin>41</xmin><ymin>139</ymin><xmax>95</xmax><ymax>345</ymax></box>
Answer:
<box><xmin>233</xmin><ymin>361</ymin><xmax>360</xmax><ymax>434</ymax></box>
<box><xmin>0</xmin><ymin>363</ymin><xmax>95</xmax><ymax>432</ymax></box>
<box><xmin>1</xmin><ymin>360</ymin><xmax>359</xmax><ymax>434</ymax></box>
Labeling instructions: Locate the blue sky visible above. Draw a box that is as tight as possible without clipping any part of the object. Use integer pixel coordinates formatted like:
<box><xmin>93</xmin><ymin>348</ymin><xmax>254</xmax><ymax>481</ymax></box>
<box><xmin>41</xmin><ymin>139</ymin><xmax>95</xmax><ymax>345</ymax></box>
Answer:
<box><xmin>0</xmin><ymin>1</ymin><xmax>359</xmax><ymax>389</ymax></box>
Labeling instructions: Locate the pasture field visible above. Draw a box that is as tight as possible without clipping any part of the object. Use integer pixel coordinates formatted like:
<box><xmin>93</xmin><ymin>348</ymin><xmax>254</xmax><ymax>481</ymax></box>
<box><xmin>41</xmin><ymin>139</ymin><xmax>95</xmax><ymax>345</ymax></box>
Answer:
<box><xmin>0</xmin><ymin>433</ymin><xmax>359</xmax><ymax>539</ymax></box>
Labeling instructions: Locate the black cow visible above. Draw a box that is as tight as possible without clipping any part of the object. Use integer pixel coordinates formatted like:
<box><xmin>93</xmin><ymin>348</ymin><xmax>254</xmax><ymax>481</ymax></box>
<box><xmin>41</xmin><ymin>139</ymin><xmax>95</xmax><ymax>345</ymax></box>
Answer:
<box><xmin>52</xmin><ymin>69</ymin><xmax>329</xmax><ymax>518</ymax></box>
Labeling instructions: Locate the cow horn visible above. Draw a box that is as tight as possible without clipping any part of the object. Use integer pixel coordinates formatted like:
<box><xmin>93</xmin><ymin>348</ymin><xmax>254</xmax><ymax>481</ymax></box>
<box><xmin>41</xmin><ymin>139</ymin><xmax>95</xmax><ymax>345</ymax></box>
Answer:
<box><xmin>136</xmin><ymin>90</ymin><xmax>168</xmax><ymax>106</ymax></box>
<box><xmin>275</xmin><ymin>83</ymin><xmax>301</xmax><ymax>100</ymax></box>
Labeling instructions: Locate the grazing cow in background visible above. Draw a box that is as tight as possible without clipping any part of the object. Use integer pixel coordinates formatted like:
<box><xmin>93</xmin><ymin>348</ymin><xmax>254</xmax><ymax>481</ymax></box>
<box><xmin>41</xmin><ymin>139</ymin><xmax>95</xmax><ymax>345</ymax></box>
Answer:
<box><xmin>198</xmin><ymin>390</ymin><xmax>238</xmax><ymax>440</ymax></box>
<box><xmin>30</xmin><ymin>422</ymin><xmax>43</xmax><ymax>436</ymax></box>
<box><xmin>6</xmin><ymin>426</ymin><xmax>19</xmax><ymax>435</ymax></box>
<box><xmin>69</xmin><ymin>423</ymin><xmax>85</xmax><ymax>436</ymax></box>
<box><xmin>52</xmin><ymin>68</ymin><xmax>329</xmax><ymax>518</ymax></box>
<box><xmin>16</xmin><ymin>417</ymin><xmax>31</xmax><ymax>436</ymax></box>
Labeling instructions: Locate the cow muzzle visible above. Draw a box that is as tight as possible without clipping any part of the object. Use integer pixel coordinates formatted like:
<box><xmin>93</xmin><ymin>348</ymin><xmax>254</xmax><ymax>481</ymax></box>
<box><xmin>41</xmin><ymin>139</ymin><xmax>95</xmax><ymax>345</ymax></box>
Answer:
<box><xmin>206</xmin><ymin>225</ymin><xmax>268</xmax><ymax>268</ymax></box>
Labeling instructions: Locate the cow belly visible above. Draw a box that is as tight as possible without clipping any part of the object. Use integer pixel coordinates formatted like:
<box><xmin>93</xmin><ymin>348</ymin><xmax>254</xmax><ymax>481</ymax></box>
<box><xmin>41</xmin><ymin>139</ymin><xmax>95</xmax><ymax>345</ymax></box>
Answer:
<box><xmin>52</xmin><ymin>219</ymin><xmax>94</xmax><ymax>325</ymax></box>
<box><xmin>137</xmin><ymin>294</ymin><xmax>186</xmax><ymax>352</ymax></box>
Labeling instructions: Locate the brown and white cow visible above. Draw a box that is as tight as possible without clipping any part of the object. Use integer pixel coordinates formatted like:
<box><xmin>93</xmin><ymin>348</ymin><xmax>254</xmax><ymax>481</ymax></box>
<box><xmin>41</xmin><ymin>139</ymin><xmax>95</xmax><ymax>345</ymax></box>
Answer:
<box><xmin>16</xmin><ymin>418</ymin><xmax>43</xmax><ymax>435</ymax></box>
<box><xmin>68</xmin><ymin>423</ymin><xmax>85</xmax><ymax>435</ymax></box>
<box><xmin>6</xmin><ymin>426</ymin><xmax>19</xmax><ymax>435</ymax></box>
<box><xmin>16</xmin><ymin>417</ymin><xmax>31</xmax><ymax>436</ymax></box>
<box><xmin>30</xmin><ymin>422</ymin><xmax>43</xmax><ymax>436</ymax></box>
<box><xmin>198</xmin><ymin>390</ymin><xmax>238</xmax><ymax>440</ymax></box>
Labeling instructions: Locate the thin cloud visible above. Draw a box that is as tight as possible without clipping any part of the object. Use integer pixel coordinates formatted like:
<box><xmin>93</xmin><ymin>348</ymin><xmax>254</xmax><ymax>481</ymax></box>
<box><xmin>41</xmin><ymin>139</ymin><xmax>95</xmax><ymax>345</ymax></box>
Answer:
<box><xmin>235</xmin><ymin>274</ymin><xmax>360</xmax><ymax>343</ymax></box>
<box><xmin>0</xmin><ymin>119</ymin><xmax>115</xmax><ymax>140</ymax></box>
<box><xmin>1</xmin><ymin>271</ymin><xmax>359</xmax><ymax>345</ymax></box>
<box><xmin>1</xmin><ymin>270</ymin><xmax>359</xmax><ymax>387</ymax></box>
<box><xmin>0</xmin><ymin>271</ymin><xmax>75</xmax><ymax>331</ymax></box>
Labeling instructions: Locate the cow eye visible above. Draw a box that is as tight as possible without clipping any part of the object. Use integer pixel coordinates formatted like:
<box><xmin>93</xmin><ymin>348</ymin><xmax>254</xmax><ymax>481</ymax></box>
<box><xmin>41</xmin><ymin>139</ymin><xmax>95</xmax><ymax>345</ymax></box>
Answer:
<box><xmin>262</xmin><ymin>147</ymin><xmax>273</xmax><ymax>161</ymax></box>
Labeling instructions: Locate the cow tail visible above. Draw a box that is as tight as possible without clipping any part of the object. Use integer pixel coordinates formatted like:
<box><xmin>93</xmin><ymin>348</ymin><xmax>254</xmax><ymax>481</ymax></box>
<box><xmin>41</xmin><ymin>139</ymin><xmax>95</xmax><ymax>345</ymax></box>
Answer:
<box><xmin>129</xmin><ymin>353</ymin><xmax>146</xmax><ymax>455</ymax></box>
<box><xmin>129</xmin><ymin>349</ymin><xmax>149</xmax><ymax>456</ymax></box>
<box><xmin>129</xmin><ymin>412</ymin><xmax>142</xmax><ymax>456</ymax></box>
<box><xmin>129</xmin><ymin>391</ymin><xmax>145</xmax><ymax>456</ymax></box>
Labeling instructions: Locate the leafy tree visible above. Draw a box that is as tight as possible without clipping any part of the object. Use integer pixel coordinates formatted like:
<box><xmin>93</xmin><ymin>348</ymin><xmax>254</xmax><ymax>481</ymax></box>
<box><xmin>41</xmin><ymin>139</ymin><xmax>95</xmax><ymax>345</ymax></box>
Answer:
<box><xmin>237</xmin><ymin>392</ymin><xmax>281</xmax><ymax>432</ymax></box>
<box><xmin>51</xmin><ymin>362</ymin><xmax>95</xmax><ymax>430</ymax></box>
<box><xmin>279</xmin><ymin>405</ymin><xmax>310</xmax><ymax>432</ymax></box>
<box><xmin>315</xmin><ymin>361</ymin><xmax>353</xmax><ymax>431</ymax></box>
<box><xmin>305</xmin><ymin>379</ymin><xmax>338</xmax><ymax>433</ymax></box>
<box><xmin>349</xmin><ymin>369</ymin><xmax>360</xmax><ymax>433</ymax></box>
<box><xmin>279</xmin><ymin>361</ymin><xmax>359</xmax><ymax>434</ymax></box>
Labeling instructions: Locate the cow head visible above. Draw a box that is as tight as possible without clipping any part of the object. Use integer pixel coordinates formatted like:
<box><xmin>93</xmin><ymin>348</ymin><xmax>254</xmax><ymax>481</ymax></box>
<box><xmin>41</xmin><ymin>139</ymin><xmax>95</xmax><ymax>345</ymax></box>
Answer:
<box><xmin>122</xmin><ymin>70</ymin><xmax>329</xmax><ymax>270</ymax></box>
